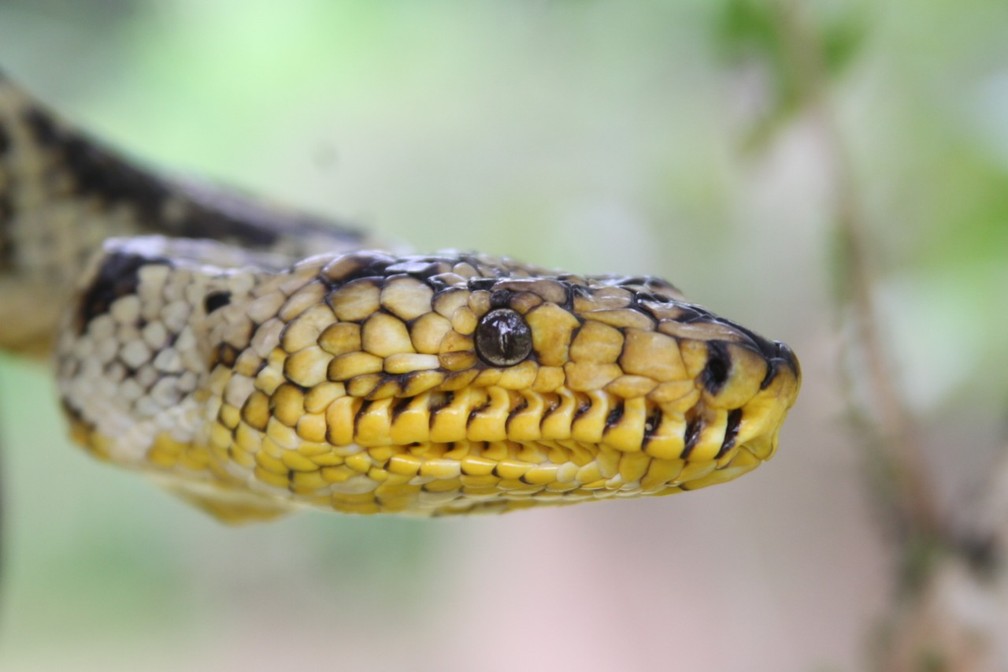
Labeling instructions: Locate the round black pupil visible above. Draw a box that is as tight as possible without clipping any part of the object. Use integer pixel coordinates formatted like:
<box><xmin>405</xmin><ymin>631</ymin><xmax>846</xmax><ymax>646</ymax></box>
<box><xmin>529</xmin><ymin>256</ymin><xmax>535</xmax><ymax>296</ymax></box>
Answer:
<box><xmin>475</xmin><ymin>309</ymin><xmax>532</xmax><ymax>366</ymax></box>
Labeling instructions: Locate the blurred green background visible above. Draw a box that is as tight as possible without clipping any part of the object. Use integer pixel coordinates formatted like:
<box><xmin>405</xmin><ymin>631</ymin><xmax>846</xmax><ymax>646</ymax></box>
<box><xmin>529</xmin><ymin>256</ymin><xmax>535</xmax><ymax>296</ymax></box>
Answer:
<box><xmin>0</xmin><ymin>1</ymin><xmax>1005</xmax><ymax>670</ymax></box>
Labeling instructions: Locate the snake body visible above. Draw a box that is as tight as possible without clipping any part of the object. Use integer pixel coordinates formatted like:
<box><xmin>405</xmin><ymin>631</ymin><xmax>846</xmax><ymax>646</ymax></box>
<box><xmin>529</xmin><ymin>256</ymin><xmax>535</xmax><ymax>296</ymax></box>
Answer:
<box><xmin>0</xmin><ymin>72</ymin><xmax>800</xmax><ymax>521</ymax></box>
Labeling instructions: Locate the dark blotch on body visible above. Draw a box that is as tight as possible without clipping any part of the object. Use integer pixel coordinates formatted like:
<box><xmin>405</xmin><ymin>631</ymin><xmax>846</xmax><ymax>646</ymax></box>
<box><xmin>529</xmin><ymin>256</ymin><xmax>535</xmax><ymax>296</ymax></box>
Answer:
<box><xmin>22</xmin><ymin>107</ymin><xmax>360</xmax><ymax>254</ymax></box>
<box><xmin>203</xmin><ymin>291</ymin><xmax>231</xmax><ymax>314</ymax></box>
<box><xmin>76</xmin><ymin>252</ymin><xmax>168</xmax><ymax>333</ymax></box>
<box><xmin>23</xmin><ymin>109</ymin><xmax>173</xmax><ymax>227</ymax></box>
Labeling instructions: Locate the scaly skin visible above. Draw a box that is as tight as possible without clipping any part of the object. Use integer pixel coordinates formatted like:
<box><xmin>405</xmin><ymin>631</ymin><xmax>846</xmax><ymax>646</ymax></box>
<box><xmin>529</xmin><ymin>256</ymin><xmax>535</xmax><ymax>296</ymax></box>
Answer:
<box><xmin>2</xmin><ymin>71</ymin><xmax>800</xmax><ymax>522</ymax></box>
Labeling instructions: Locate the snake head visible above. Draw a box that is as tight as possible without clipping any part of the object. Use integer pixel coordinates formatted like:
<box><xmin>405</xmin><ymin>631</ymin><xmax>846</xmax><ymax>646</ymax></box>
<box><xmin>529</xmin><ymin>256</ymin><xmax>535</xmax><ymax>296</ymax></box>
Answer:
<box><xmin>58</xmin><ymin>242</ymin><xmax>800</xmax><ymax>520</ymax></box>
<box><xmin>234</xmin><ymin>250</ymin><xmax>799</xmax><ymax>513</ymax></box>
<box><xmin>492</xmin><ymin>272</ymin><xmax>802</xmax><ymax>473</ymax></box>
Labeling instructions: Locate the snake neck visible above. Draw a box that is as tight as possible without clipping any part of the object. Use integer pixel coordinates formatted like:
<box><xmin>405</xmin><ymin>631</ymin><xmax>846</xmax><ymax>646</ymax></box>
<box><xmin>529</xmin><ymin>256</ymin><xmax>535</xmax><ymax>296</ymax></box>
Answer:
<box><xmin>55</xmin><ymin>236</ymin><xmax>269</xmax><ymax>465</ymax></box>
<box><xmin>0</xmin><ymin>71</ymin><xmax>365</xmax><ymax>355</ymax></box>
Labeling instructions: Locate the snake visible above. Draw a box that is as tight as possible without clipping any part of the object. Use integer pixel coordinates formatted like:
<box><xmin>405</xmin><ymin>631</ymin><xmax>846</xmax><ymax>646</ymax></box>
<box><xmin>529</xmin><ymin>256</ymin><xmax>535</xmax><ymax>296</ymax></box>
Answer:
<box><xmin>0</xmin><ymin>70</ymin><xmax>800</xmax><ymax>522</ymax></box>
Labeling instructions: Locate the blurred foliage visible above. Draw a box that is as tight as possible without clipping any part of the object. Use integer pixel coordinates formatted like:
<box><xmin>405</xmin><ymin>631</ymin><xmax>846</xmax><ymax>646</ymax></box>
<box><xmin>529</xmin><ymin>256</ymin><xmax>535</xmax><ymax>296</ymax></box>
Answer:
<box><xmin>714</xmin><ymin>0</ymin><xmax>865</xmax><ymax>149</ymax></box>
<box><xmin>716</xmin><ymin>0</ymin><xmax>1007</xmax><ymax>414</ymax></box>
<box><xmin>0</xmin><ymin>1</ymin><xmax>1006</xmax><ymax>670</ymax></box>
<box><xmin>717</xmin><ymin>0</ymin><xmax>864</xmax><ymax>77</ymax></box>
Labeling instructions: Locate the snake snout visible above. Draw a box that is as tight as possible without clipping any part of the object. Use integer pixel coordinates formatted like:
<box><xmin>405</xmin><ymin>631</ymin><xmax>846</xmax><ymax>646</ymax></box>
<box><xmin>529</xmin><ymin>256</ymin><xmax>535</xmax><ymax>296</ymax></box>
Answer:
<box><xmin>762</xmin><ymin>340</ymin><xmax>800</xmax><ymax>388</ymax></box>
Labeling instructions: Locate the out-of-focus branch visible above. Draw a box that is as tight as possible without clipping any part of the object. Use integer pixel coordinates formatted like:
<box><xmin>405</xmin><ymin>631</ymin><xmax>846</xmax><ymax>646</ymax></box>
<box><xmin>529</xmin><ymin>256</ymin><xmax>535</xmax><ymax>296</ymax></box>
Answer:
<box><xmin>720</xmin><ymin>0</ymin><xmax>940</xmax><ymax>543</ymax></box>
<box><xmin>760</xmin><ymin>1</ymin><xmax>1008</xmax><ymax>668</ymax></box>
<box><xmin>775</xmin><ymin>0</ymin><xmax>941</xmax><ymax>547</ymax></box>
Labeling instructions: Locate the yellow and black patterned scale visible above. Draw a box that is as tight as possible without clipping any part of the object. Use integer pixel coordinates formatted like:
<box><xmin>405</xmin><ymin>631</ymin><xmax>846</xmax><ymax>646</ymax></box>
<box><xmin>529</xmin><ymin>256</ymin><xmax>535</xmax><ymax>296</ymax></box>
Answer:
<box><xmin>0</xmin><ymin>72</ymin><xmax>800</xmax><ymax>522</ymax></box>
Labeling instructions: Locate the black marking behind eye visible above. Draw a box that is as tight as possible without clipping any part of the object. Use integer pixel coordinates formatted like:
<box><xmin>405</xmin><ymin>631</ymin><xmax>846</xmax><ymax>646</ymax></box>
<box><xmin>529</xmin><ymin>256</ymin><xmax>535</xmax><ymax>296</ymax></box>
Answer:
<box><xmin>0</xmin><ymin>124</ymin><xmax>10</xmax><ymax>155</ymax></box>
<box><xmin>474</xmin><ymin>308</ymin><xmax>533</xmax><ymax>367</ymax></box>
<box><xmin>701</xmin><ymin>341</ymin><xmax>732</xmax><ymax>394</ymax></box>
<box><xmin>204</xmin><ymin>290</ymin><xmax>232</xmax><ymax>314</ymax></box>
<box><xmin>716</xmin><ymin>408</ymin><xmax>743</xmax><ymax>459</ymax></box>
<box><xmin>76</xmin><ymin>251</ymin><xmax>169</xmax><ymax>333</ymax></box>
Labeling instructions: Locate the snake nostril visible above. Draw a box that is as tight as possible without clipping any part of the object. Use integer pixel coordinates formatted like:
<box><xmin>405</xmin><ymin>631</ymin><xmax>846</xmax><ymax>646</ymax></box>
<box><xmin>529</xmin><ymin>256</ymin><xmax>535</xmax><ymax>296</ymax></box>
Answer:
<box><xmin>775</xmin><ymin>341</ymin><xmax>800</xmax><ymax>373</ymax></box>
<box><xmin>759</xmin><ymin>341</ymin><xmax>799</xmax><ymax>389</ymax></box>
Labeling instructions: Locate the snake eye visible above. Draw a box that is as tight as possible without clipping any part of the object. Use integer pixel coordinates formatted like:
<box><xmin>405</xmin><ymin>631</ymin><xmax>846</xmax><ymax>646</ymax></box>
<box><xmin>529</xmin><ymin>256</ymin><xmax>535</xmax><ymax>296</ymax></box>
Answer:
<box><xmin>474</xmin><ymin>308</ymin><xmax>533</xmax><ymax>367</ymax></box>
